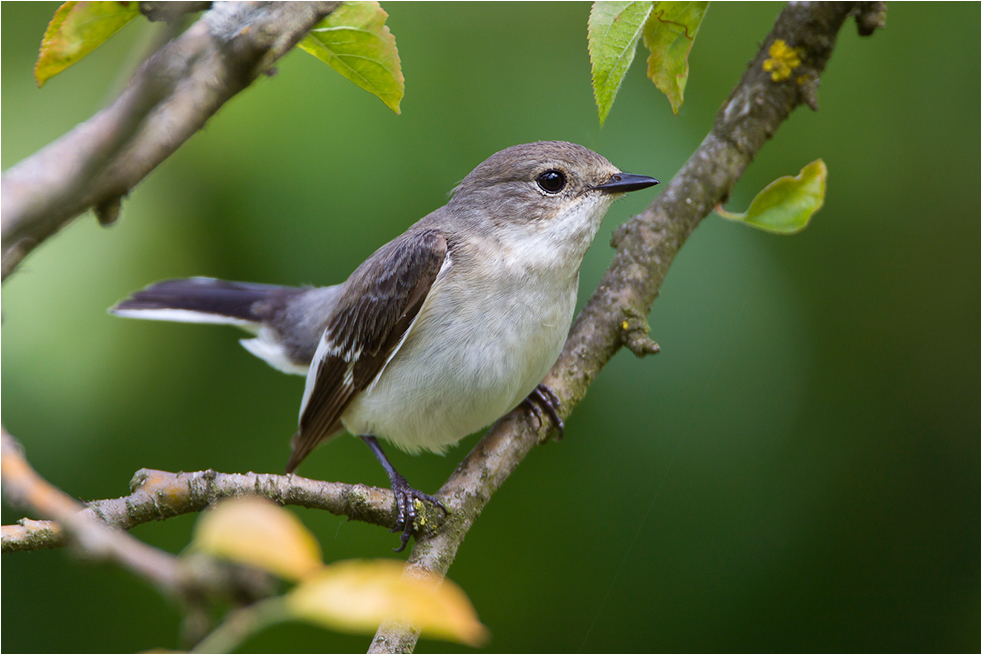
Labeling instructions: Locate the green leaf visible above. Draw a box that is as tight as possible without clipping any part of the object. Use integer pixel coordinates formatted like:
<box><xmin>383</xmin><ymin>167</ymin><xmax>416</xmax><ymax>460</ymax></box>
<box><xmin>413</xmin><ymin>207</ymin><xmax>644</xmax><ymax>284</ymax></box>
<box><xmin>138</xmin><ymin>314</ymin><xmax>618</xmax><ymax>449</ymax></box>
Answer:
<box><xmin>298</xmin><ymin>1</ymin><xmax>404</xmax><ymax>114</ymax></box>
<box><xmin>642</xmin><ymin>1</ymin><xmax>708</xmax><ymax>115</ymax></box>
<box><xmin>286</xmin><ymin>560</ymin><xmax>489</xmax><ymax>647</ymax></box>
<box><xmin>716</xmin><ymin>160</ymin><xmax>828</xmax><ymax>234</ymax></box>
<box><xmin>35</xmin><ymin>1</ymin><xmax>140</xmax><ymax>88</ymax></box>
<box><xmin>588</xmin><ymin>1</ymin><xmax>654</xmax><ymax>126</ymax></box>
<box><xmin>190</xmin><ymin>497</ymin><xmax>324</xmax><ymax>581</ymax></box>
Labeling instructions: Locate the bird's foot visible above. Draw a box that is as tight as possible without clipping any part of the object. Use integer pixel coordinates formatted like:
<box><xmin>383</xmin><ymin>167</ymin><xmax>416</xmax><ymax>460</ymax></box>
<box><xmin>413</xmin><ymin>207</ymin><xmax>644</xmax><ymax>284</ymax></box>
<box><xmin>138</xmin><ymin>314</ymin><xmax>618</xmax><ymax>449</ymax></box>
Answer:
<box><xmin>389</xmin><ymin>474</ymin><xmax>448</xmax><ymax>552</ymax></box>
<box><xmin>523</xmin><ymin>383</ymin><xmax>564</xmax><ymax>439</ymax></box>
<box><xmin>360</xmin><ymin>435</ymin><xmax>448</xmax><ymax>552</ymax></box>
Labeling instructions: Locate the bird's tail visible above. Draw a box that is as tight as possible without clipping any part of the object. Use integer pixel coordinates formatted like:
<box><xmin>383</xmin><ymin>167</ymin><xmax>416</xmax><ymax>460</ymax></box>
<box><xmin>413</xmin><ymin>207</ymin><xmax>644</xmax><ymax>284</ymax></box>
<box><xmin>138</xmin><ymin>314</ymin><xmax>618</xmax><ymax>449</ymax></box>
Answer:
<box><xmin>109</xmin><ymin>277</ymin><xmax>291</xmax><ymax>331</ymax></box>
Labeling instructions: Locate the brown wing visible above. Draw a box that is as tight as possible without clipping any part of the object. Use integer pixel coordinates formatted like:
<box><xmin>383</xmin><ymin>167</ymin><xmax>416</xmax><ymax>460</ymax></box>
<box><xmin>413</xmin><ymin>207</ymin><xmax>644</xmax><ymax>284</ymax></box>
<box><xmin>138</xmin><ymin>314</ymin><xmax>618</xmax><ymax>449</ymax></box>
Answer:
<box><xmin>285</xmin><ymin>229</ymin><xmax>448</xmax><ymax>473</ymax></box>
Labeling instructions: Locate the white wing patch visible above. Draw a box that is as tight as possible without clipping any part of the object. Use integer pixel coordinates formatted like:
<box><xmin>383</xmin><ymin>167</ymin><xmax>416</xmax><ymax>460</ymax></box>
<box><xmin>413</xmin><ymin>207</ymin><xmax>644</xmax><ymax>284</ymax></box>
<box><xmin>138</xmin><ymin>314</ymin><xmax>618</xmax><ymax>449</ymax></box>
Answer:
<box><xmin>299</xmin><ymin>333</ymin><xmax>332</xmax><ymax>419</ymax></box>
<box><xmin>298</xmin><ymin>332</ymin><xmax>360</xmax><ymax>420</ymax></box>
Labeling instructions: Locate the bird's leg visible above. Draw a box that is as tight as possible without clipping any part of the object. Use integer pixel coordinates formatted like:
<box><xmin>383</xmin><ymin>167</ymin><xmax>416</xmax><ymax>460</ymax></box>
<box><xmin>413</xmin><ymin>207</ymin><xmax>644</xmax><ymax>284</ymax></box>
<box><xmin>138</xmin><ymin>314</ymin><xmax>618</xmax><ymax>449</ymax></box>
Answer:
<box><xmin>523</xmin><ymin>383</ymin><xmax>565</xmax><ymax>439</ymax></box>
<box><xmin>360</xmin><ymin>435</ymin><xmax>447</xmax><ymax>552</ymax></box>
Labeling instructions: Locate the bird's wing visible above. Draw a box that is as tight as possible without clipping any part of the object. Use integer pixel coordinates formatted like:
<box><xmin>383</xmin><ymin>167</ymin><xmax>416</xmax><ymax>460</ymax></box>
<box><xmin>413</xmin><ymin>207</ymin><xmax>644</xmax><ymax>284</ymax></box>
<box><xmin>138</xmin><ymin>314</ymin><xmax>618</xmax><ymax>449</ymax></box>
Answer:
<box><xmin>285</xmin><ymin>229</ymin><xmax>449</xmax><ymax>473</ymax></box>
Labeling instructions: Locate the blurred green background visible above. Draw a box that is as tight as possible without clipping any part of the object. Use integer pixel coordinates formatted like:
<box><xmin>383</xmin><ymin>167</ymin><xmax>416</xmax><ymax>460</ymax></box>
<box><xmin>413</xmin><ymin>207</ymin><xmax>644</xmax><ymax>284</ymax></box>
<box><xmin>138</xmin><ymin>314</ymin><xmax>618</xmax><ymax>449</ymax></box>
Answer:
<box><xmin>2</xmin><ymin>2</ymin><xmax>978</xmax><ymax>652</ymax></box>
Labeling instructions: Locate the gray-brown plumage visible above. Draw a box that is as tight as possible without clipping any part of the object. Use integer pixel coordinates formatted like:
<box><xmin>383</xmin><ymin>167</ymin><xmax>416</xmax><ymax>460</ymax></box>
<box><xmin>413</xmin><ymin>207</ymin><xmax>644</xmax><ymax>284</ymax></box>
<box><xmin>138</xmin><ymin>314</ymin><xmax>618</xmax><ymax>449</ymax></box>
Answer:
<box><xmin>288</xmin><ymin>230</ymin><xmax>448</xmax><ymax>473</ymax></box>
<box><xmin>111</xmin><ymin>141</ymin><xmax>658</xmax><ymax>550</ymax></box>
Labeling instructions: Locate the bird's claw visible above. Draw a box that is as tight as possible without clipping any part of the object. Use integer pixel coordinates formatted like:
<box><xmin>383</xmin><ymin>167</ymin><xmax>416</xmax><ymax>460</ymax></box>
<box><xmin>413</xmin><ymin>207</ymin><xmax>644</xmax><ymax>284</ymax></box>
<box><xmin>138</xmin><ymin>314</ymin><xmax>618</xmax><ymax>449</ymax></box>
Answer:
<box><xmin>389</xmin><ymin>475</ymin><xmax>447</xmax><ymax>552</ymax></box>
<box><xmin>524</xmin><ymin>383</ymin><xmax>565</xmax><ymax>439</ymax></box>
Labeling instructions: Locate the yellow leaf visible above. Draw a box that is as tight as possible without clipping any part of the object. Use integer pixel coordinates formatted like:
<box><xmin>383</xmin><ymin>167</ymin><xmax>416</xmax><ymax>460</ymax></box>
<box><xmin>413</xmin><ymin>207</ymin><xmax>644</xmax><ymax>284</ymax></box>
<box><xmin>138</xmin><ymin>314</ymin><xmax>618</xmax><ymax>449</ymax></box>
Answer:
<box><xmin>191</xmin><ymin>497</ymin><xmax>323</xmax><ymax>580</ymax></box>
<box><xmin>287</xmin><ymin>560</ymin><xmax>489</xmax><ymax>647</ymax></box>
<box><xmin>642</xmin><ymin>1</ymin><xmax>709</xmax><ymax>114</ymax></box>
<box><xmin>35</xmin><ymin>1</ymin><xmax>140</xmax><ymax>87</ymax></box>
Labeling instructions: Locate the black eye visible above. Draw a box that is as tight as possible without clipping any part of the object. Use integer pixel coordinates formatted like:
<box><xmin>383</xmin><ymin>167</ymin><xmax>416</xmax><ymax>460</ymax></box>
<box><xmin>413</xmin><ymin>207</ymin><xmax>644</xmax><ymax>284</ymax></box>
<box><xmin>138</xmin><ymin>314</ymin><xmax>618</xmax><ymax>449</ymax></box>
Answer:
<box><xmin>536</xmin><ymin>170</ymin><xmax>567</xmax><ymax>194</ymax></box>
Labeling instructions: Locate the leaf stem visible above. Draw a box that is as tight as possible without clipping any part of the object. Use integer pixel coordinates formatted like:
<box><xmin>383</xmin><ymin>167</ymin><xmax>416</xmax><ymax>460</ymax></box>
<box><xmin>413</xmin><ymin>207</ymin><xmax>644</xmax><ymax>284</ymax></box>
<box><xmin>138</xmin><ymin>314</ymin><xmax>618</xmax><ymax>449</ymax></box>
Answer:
<box><xmin>192</xmin><ymin>597</ymin><xmax>291</xmax><ymax>654</ymax></box>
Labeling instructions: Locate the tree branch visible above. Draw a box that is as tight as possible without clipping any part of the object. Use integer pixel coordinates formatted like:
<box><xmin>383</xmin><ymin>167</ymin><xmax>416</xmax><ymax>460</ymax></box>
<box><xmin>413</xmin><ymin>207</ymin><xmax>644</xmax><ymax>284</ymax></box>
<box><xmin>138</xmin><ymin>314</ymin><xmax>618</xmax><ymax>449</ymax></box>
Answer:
<box><xmin>0</xmin><ymin>1</ymin><xmax>340</xmax><ymax>281</ymax></box>
<box><xmin>2</xmin><ymin>467</ymin><xmax>414</xmax><ymax>553</ymax></box>
<box><xmin>0</xmin><ymin>427</ymin><xmax>275</xmax><ymax>606</ymax></box>
<box><xmin>369</xmin><ymin>2</ymin><xmax>881</xmax><ymax>652</ymax></box>
<box><xmin>0</xmin><ymin>3</ymin><xmax>884</xmax><ymax>653</ymax></box>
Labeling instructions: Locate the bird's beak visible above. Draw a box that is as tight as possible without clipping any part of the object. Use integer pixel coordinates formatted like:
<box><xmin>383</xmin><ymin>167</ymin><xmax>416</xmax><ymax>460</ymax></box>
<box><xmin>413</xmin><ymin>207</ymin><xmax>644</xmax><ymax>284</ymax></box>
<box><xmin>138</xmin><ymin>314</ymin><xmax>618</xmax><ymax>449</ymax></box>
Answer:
<box><xmin>594</xmin><ymin>172</ymin><xmax>660</xmax><ymax>193</ymax></box>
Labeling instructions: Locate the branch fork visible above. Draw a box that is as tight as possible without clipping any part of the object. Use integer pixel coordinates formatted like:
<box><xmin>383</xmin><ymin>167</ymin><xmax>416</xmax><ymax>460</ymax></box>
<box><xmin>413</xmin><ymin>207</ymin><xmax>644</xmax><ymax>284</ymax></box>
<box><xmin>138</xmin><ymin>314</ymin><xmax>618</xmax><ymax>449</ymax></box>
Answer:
<box><xmin>1</xmin><ymin>3</ymin><xmax>883</xmax><ymax>653</ymax></box>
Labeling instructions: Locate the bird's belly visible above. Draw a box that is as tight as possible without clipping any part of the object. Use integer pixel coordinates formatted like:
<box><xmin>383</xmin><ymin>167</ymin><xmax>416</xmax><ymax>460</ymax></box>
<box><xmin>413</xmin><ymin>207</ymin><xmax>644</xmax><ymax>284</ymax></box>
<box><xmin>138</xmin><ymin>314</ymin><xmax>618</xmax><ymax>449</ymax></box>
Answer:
<box><xmin>341</xmin><ymin>279</ymin><xmax>574</xmax><ymax>453</ymax></box>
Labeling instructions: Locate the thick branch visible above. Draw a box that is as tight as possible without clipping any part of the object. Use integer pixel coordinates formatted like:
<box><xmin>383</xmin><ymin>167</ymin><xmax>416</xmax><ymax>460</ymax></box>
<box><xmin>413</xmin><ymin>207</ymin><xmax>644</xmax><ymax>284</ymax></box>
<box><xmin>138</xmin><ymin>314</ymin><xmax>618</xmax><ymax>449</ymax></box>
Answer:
<box><xmin>369</xmin><ymin>3</ymin><xmax>878</xmax><ymax>652</ymax></box>
<box><xmin>2</xmin><ymin>467</ymin><xmax>424</xmax><ymax>552</ymax></box>
<box><xmin>1</xmin><ymin>1</ymin><xmax>339</xmax><ymax>281</ymax></box>
<box><xmin>0</xmin><ymin>3</ymin><xmax>881</xmax><ymax>652</ymax></box>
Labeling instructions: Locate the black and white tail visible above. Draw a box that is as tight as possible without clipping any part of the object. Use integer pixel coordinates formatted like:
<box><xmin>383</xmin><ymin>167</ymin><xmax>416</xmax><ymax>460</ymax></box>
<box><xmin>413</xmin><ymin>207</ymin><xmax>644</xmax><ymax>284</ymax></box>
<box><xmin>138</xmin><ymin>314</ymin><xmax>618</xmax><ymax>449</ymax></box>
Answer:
<box><xmin>110</xmin><ymin>277</ymin><xmax>287</xmax><ymax>330</ymax></box>
<box><xmin>111</xmin><ymin>277</ymin><xmax>344</xmax><ymax>375</ymax></box>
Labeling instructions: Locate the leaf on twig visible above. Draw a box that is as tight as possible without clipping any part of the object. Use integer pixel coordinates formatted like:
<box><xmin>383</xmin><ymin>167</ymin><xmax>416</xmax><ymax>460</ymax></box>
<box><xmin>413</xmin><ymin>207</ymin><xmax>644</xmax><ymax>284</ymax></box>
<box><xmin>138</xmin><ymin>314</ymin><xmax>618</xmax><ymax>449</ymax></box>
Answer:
<box><xmin>191</xmin><ymin>496</ymin><xmax>323</xmax><ymax>581</ymax></box>
<box><xmin>287</xmin><ymin>560</ymin><xmax>489</xmax><ymax>647</ymax></box>
<box><xmin>298</xmin><ymin>1</ymin><xmax>404</xmax><ymax>114</ymax></box>
<box><xmin>716</xmin><ymin>160</ymin><xmax>828</xmax><ymax>234</ymax></box>
<box><xmin>588</xmin><ymin>1</ymin><xmax>654</xmax><ymax>126</ymax></box>
<box><xmin>35</xmin><ymin>1</ymin><xmax>140</xmax><ymax>88</ymax></box>
<box><xmin>642</xmin><ymin>1</ymin><xmax>708</xmax><ymax>114</ymax></box>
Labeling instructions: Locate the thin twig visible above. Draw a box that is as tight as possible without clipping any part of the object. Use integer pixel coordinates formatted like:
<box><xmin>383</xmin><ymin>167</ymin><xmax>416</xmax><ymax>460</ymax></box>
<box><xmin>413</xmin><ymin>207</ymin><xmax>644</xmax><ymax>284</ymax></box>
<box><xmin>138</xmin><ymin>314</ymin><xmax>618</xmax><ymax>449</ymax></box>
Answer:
<box><xmin>1</xmin><ymin>427</ymin><xmax>183</xmax><ymax>592</ymax></box>
<box><xmin>1</xmin><ymin>426</ymin><xmax>296</xmax><ymax>653</ymax></box>
<box><xmin>1</xmin><ymin>467</ymin><xmax>419</xmax><ymax>552</ymax></box>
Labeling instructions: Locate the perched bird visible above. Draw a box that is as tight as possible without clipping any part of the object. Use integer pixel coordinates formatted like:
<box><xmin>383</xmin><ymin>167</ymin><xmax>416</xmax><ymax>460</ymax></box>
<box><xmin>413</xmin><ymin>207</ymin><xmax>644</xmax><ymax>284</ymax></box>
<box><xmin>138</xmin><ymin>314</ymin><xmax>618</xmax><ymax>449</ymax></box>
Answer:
<box><xmin>112</xmin><ymin>141</ymin><xmax>658</xmax><ymax>549</ymax></box>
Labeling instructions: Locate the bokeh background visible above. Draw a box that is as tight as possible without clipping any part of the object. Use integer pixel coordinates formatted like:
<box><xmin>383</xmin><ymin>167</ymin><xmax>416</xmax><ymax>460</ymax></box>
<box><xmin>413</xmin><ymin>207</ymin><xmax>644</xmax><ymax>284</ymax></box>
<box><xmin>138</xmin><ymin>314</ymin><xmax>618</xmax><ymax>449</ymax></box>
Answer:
<box><xmin>2</xmin><ymin>3</ymin><xmax>978</xmax><ymax>652</ymax></box>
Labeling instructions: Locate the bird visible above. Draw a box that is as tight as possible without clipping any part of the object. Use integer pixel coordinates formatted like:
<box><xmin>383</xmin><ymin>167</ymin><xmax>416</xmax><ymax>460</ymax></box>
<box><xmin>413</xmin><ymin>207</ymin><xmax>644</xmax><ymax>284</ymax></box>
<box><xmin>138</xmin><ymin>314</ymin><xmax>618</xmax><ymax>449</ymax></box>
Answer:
<box><xmin>111</xmin><ymin>141</ymin><xmax>659</xmax><ymax>550</ymax></box>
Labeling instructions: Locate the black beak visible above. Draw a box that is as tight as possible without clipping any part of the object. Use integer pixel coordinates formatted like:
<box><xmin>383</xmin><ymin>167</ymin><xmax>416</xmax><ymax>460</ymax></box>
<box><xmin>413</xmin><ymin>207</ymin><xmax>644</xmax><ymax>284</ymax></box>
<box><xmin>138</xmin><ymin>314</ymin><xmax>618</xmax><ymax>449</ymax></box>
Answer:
<box><xmin>594</xmin><ymin>172</ymin><xmax>660</xmax><ymax>193</ymax></box>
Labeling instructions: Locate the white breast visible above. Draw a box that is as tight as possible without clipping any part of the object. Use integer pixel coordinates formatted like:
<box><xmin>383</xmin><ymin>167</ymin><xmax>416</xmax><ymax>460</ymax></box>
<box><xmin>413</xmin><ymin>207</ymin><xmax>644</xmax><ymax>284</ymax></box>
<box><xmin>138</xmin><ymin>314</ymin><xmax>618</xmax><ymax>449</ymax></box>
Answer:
<box><xmin>341</xmin><ymin>247</ymin><xmax>577</xmax><ymax>454</ymax></box>
<box><xmin>341</xmin><ymin>192</ymin><xmax>614</xmax><ymax>453</ymax></box>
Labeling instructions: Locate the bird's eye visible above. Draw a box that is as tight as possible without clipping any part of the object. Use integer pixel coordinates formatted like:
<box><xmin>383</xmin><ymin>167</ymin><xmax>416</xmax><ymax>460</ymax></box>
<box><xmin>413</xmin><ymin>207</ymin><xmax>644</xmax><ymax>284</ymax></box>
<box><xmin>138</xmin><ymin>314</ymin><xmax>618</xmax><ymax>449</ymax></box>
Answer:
<box><xmin>536</xmin><ymin>170</ymin><xmax>567</xmax><ymax>194</ymax></box>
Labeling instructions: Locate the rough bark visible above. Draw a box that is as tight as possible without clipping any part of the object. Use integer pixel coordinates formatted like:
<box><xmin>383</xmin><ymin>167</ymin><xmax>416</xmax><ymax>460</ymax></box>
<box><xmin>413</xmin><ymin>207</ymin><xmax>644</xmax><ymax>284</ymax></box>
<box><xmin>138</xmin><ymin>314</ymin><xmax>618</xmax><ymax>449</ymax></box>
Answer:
<box><xmin>1</xmin><ymin>1</ymin><xmax>340</xmax><ymax>280</ymax></box>
<box><xmin>0</xmin><ymin>2</ymin><xmax>885</xmax><ymax>653</ymax></box>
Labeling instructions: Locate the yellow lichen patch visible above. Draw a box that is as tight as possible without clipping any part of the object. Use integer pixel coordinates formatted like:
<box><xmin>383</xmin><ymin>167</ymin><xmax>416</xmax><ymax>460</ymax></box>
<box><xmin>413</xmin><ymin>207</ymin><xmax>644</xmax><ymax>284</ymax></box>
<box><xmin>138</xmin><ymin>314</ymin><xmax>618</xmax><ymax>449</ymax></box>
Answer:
<box><xmin>622</xmin><ymin>320</ymin><xmax>630</xmax><ymax>330</ymax></box>
<box><xmin>413</xmin><ymin>498</ymin><xmax>427</xmax><ymax>527</ymax></box>
<box><xmin>762</xmin><ymin>39</ymin><xmax>804</xmax><ymax>82</ymax></box>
